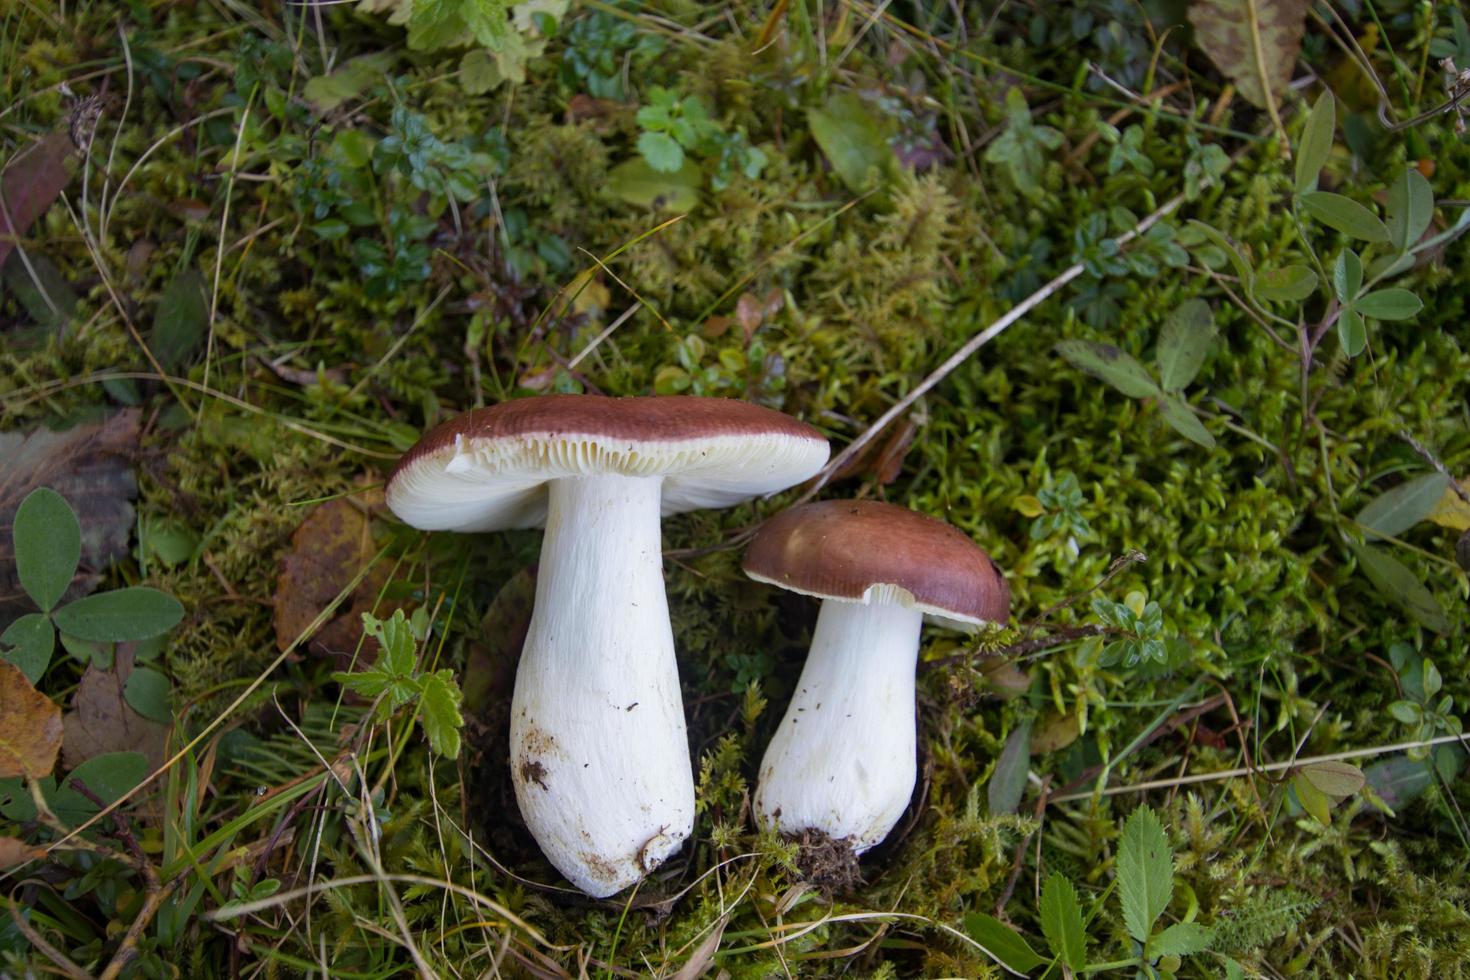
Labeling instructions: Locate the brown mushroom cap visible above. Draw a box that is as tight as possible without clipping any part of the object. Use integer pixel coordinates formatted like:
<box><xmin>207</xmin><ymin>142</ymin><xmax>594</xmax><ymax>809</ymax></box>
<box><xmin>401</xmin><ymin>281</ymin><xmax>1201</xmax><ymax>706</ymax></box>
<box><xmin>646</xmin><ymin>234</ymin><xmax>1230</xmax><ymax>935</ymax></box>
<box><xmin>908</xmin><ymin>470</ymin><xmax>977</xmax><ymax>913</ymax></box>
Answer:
<box><xmin>743</xmin><ymin>499</ymin><xmax>1010</xmax><ymax>630</ymax></box>
<box><xmin>386</xmin><ymin>395</ymin><xmax>830</xmax><ymax>532</ymax></box>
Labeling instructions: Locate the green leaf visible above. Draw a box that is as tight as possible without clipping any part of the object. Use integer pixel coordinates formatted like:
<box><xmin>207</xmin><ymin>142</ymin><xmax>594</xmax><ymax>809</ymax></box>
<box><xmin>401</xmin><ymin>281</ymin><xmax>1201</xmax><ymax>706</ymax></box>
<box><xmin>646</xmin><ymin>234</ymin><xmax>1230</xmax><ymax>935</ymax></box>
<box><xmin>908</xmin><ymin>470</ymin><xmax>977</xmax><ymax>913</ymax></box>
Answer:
<box><xmin>303</xmin><ymin>53</ymin><xmax>395</xmax><ymax>112</ymax></box>
<box><xmin>1294</xmin><ymin>91</ymin><xmax>1335</xmax><ymax>195</ymax></box>
<box><xmin>124</xmin><ymin>666</ymin><xmax>172</xmax><ymax>724</ymax></box>
<box><xmin>1300</xmin><ymin>191</ymin><xmax>1389</xmax><ymax>243</ymax></box>
<box><xmin>1186</xmin><ymin>221</ymin><xmax>1254</xmax><ymax>288</ymax></box>
<box><xmin>963</xmin><ymin>913</ymin><xmax>1046</xmax><ymax>973</ymax></box>
<box><xmin>138</xmin><ymin>517</ymin><xmax>199</xmax><ymax>568</ymax></box>
<box><xmin>637</xmin><ymin>131</ymin><xmax>685</xmax><ymax>173</ymax></box>
<box><xmin>14</xmin><ymin>487</ymin><xmax>81</xmax><ymax>612</ymax></box>
<box><xmin>151</xmin><ymin>270</ymin><xmax>208</xmax><ymax>371</ymax></box>
<box><xmin>1</xmin><ymin>614</ymin><xmax>54</xmax><ymax>684</ymax></box>
<box><xmin>1356</xmin><ymin>472</ymin><xmax>1450</xmax><ymax>539</ymax></box>
<box><xmin>1337</xmin><ymin>307</ymin><xmax>1366</xmax><ymax>356</ymax></box>
<box><xmin>1055</xmin><ymin>340</ymin><xmax>1161</xmax><ymax>399</ymax></box>
<box><xmin>1040</xmin><ymin>873</ymin><xmax>1087</xmax><ymax>969</ymax></box>
<box><xmin>1252</xmin><ymin>264</ymin><xmax>1317</xmax><ymax>304</ymax></box>
<box><xmin>1298</xmin><ymin>760</ymin><xmax>1365</xmax><ymax>798</ymax></box>
<box><xmin>1118</xmin><ymin>806</ymin><xmax>1173</xmax><ymax>943</ymax></box>
<box><xmin>419</xmin><ymin>670</ymin><xmax>464</xmax><ymax>759</ymax></box>
<box><xmin>462</xmin><ymin>0</ymin><xmax>513</xmax><ymax>50</ymax></box>
<box><xmin>808</xmin><ymin>93</ymin><xmax>898</xmax><ymax>194</ymax></box>
<box><xmin>1385</xmin><ymin>168</ymin><xmax>1433</xmax><ymax>253</ymax></box>
<box><xmin>1157</xmin><ymin>393</ymin><xmax>1217</xmax><ymax>449</ymax></box>
<box><xmin>49</xmin><ymin>751</ymin><xmax>150</xmax><ymax>826</ymax></box>
<box><xmin>52</xmin><ymin>588</ymin><xmax>184</xmax><ymax>643</ymax></box>
<box><xmin>1332</xmin><ymin>249</ymin><xmax>1362</xmax><ymax>303</ymax></box>
<box><xmin>987</xmin><ymin>718</ymin><xmax>1032</xmax><ymax>815</ymax></box>
<box><xmin>1354</xmin><ymin>288</ymin><xmax>1422</xmax><ymax>321</ymax></box>
<box><xmin>333</xmin><ymin>669</ymin><xmax>395</xmax><ymax>701</ymax></box>
<box><xmin>1346</xmin><ymin>540</ymin><xmax>1450</xmax><ymax>633</ymax></box>
<box><xmin>1291</xmin><ymin>771</ymin><xmax>1333</xmax><ymax>824</ymax></box>
<box><xmin>1148</xmin><ymin>921</ymin><xmax>1214</xmax><ymax>958</ymax></box>
<box><xmin>605</xmin><ymin>157</ymin><xmax>702</xmax><ymax>212</ymax></box>
<box><xmin>1155</xmin><ymin>299</ymin><xmax>1216</xmax><ymax>391</ymax></box>
<box><xmin>459</xmin><ymin>48</ymin><xmax>502</xmax><ymax>95</ymax></box>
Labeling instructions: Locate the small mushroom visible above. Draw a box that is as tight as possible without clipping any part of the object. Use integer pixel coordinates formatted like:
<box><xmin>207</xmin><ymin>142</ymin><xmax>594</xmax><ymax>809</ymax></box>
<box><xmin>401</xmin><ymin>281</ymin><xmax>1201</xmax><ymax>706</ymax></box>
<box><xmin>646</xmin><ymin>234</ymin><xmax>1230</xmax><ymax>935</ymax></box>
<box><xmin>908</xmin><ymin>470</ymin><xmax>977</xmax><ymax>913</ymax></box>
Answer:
<box><xmin>387</xmin><ymin>395</ymin><xmax>828</xmax><ymax>897</ymax></box>
<box><xmin>743</xmin><ymin>499</ymin><xmax>1009</xmax><ymax>856</ymax></box>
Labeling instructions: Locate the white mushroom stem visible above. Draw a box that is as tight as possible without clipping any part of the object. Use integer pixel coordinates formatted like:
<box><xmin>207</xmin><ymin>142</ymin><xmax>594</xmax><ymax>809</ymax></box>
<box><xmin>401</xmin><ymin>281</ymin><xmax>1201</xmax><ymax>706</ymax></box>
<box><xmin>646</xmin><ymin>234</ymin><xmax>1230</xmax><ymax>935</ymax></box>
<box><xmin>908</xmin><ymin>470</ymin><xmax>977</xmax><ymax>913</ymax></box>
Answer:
<box><xmin>509</xmin><ymin>472</ymin><xmax>694</xmax><ymax>897</ymax></box>
<box><xmin>754</xmin><ymin>598</ymin><xmax>924</xmax><ymax>852</ymax></box>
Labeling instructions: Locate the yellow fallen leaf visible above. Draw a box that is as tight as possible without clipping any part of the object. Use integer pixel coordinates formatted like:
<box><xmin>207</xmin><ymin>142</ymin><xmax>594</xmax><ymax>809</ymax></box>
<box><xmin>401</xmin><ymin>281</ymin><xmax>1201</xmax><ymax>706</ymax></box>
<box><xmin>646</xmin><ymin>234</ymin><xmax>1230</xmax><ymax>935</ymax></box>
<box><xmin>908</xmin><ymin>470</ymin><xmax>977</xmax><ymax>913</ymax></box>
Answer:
<box><xmin>1427</xmin><ymin>478</ymin><xmax>1470</xmax><ymax>531</ymax></box>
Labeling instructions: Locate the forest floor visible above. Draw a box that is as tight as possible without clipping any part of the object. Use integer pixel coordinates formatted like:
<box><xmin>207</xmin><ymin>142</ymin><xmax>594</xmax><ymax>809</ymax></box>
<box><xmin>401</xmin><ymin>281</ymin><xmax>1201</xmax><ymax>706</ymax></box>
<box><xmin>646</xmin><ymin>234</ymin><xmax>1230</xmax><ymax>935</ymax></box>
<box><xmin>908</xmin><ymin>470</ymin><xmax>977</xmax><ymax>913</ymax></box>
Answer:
<box><xmin>2</xmin><ymin>0</ymin><xmax>1470</xmax><ymax>976</ymax></box>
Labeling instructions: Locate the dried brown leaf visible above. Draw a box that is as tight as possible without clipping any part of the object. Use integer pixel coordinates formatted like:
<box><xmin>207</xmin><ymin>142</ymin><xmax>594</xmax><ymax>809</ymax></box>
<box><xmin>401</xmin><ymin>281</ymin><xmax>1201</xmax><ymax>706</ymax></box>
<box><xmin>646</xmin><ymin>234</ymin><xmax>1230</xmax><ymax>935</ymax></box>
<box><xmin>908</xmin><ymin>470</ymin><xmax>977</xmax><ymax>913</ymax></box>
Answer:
<box><xmin>62</xmin><ymin>645</ymin><xmax>168</xmax><ymax>771</ymax></box>
<box><xmin>0</xmin><ymin>410</ymin><xmax>141</xmax><ymax>632</ymax></box>
<box><xmin>0</xmin><ymin>836</ymin><xmax>44</xmax><ymax>869</ymax></box>
<box><xmin>0</xmin><ymin>660</ymin><xmax>62</xmax><ymax>778</ymax></box>
<box><xmin>273</xmin><ymin>492</ymin><xmax>395</xmax><ymax>661</ymax></box>
<box><xmin>0</xmin><ymin>130</ymin><xmax>77</xmax><ymax>269</ymax></box>
<box><xmin>1188</xmin><ymin>0</ymin><xmax>1308</xmax><ymax>150</ymax></box>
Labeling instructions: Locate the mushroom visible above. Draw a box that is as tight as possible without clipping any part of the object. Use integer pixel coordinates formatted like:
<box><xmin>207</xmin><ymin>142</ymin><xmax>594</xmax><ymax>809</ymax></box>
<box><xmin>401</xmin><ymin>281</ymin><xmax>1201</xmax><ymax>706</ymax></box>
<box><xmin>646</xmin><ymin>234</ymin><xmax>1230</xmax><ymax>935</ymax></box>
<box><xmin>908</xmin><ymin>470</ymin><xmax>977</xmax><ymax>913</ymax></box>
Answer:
<box><xmin>386</xmin><ymin>395</ymin><xmax>829</xmax><ymax>897</ymax></box>
<box><xmin>743</xmin><ymin>499</ymin><xmax>1009</xmax><ymax>856</ymax></box>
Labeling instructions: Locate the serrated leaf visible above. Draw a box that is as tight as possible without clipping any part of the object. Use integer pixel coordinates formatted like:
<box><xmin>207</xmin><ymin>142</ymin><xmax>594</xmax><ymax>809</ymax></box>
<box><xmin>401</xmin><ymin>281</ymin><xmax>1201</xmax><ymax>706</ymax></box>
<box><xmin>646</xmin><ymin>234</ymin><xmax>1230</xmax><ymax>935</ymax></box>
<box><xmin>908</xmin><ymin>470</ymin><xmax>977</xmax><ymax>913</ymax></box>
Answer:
<box><xmin>987</xmin><ymin>718</ymin><xmax>1032</xmax><ymax>815</ymax></box>
<box><xmin>151</xmin><ymin>270</ymin><xmax>208</xmax><ymax>371</ymax></box>
<box><xmin>1337</xmin><ymin>307</ymin><xmax>1366</xmax><ymax>356</ymax></box>
<box><xmin>1040</xmin><ymin>874</ymin><xmax>1086</xmax><ymax>969</ymax></box>
<box><xmin>1</xmin><ymin>614</ymin><xmax>54</xmax><ymax>684</ymax></box>
<box><xmin>333</xmin><ymin>668</ymin><xmax>395</xmax><ymax>701</ymax></box>
<box><xmin>1386</xmin><ymin>168</ymin><xmax>1433</xmax><ymax>253</ymax></box>
<box><xmin>1148</xmin><ymin>921</ymin><xmax>1215</xmax><ymax>957</ymax></box>
<box><xmin>1055</xmin><ymin>340</ymin><xmax>1161</xmax><ymax>399</ymax></box>
<box><xmin>1252</xmin><ymin>264</ymin><xmax>1317</xmax><ymax>304</ymax></box>
<box><xmin>459</xmin><ymin>48</ymin><xmax>502</xmax><ymax>94</ymax></box>
<box><xmin>605</xmin><ymin>157</ymin><xmax>702</xmax><ymax>212</ymax></box>
<box><xmin>1354</xmin><ymin>288</ymin><xmax>1422</xmax><ymax>321</ymax></box>
<box><xmin>1300</xmin><ymin>191</ymin><xmax>1389</xmax><ymax>242</ymax></box>
<box><xmin>1118</xmin><ymin>806</ymin><xmax>1173</xmax><ymax>942</ymax></box>
<box><xmin>1332</xmin><ymin>249</ymin><xmax>1362</xmax><ymax>303</ymax></box>
<box><xmin>14</xmin><ymin>487</ymin><xmax>81</xmax><ymax>612</ymax></box>
<box><xmin>52</xmin><ymin>588</ymin><xmax>184</xmax><ymax>643</ymax></box>
<box><xmin>1298</xmin><ymin>760</ymin><xmax>1365</xmax><ymax>798</ymax></box>
<box><xmin>963</xmin><ymin>913</ymin><xmax>1046</xmax><ymax>973</ymax></box>
<box><xmin>1346</xmin><ymin>540</ymin><xmax>1450</xmax><ymax>633</ymax></box>
<box><xmin>1294</xmin><ymin>91</ymin><xmax>1335</xmax><ymax>194</ymax></box>
<box><xmin>1355</xmin><ymin>472</ymin><xmax>1449</xmax><ymax>539</ymax></box>
<box><xmin>1157</xmin><ymin>393</ymin><xmax>1217</xmax><ymax>449</ymax></box>
<box><xmin>1155</xmin><ymin>299</ymin><xmax>1216</xmax><ymax>391</ymax></box>
<box><xmin>419</xmin><ymin>669</ymin><xmax>463</xmax><ymax>758</ymax></box>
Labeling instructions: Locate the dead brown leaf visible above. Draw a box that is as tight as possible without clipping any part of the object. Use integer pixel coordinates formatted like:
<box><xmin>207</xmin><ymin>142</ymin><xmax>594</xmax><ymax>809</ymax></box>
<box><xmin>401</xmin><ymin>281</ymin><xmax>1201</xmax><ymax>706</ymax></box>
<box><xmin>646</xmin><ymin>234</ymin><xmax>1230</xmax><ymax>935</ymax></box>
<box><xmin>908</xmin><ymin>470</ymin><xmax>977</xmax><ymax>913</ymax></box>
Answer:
<box><xmin>0</xmin><ymin>130</ymin><xmax>78</xmax><ymax>269</ymax></box>
<box><xmin>273</xmin><ymin>492</ymin><xmax>395</xmax><ymax>662</ymax></box>
<box><xmin>0</xmin><ymin>410</ymin><xmax>142</xmax><ymax>632</ymax></box>
<box><xmin>62</xmin><ymin>644</ymin><xmax>169</xmax><ymax>772</ymax></box>
<box><xmin>0</xmin><ymin>837</ymin><xmax>44</xmax><ymax>869</ymax></box>
<box><xmin>0</xmin><ymin>660</ymin><xmax>62</xmax><ymax>778</ymax></box>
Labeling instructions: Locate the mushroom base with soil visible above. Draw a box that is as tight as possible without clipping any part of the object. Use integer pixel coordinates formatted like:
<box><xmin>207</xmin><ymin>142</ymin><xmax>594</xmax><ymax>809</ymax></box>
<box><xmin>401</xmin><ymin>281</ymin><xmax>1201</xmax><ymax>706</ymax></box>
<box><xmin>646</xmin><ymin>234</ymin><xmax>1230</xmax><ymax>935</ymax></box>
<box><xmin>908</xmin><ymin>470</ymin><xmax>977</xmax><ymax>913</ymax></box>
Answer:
<box><xmin>509</xmin><ymin>472</ymin><xmax>694</xmax><ymax>898</ymax></box>
<box><xmin>754</xmin><ymin>596</ymin><xmax>923</xmax><ymax>854</ymax></box>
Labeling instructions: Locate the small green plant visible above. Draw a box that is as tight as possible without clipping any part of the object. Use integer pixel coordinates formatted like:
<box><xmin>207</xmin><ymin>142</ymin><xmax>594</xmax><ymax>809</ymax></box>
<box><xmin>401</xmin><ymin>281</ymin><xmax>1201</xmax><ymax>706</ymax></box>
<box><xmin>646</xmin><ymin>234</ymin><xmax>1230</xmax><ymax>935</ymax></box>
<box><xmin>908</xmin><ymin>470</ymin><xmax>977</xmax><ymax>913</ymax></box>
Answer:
<box><xmin>968</xmin><ymin>806</ymin><xmax>1225</xmax><ymax>977</ymax></box>
<box><xmin>559</xmin><ymin>8</ymin><xmax>664</xmax><ymax>100</ymax></box>
<box><xmin>1055</xmin><ymin>297</ymin><xmax>1220</xmax><ymax>448</ymax></box>
<box><xmin>635</xmin><ymin>86</ymin><xmax>767</xmax><ymax>190</ymax></box>
<box><xmin>2</xmin><ymin>488</ymin><xmax>183</xmax><ymax>697</ymax></box>
<box><xmin>333</xmin><ymin>609</ymin><xmax>465</xmax><ymax>759</ymax></box>
<box><xmin>984</xmin><ymin>88</ymin><xmax>1063</xmax><ymax>201</ymax></box>
<box><xmin>1189</xmin><ymin>91</ymin><xmax>1458</xmax><ymax>358</ymax></box>
<box><xmin>1091</xmin><ymin>589</ymin><xmax>1167</xmax><ymax>668</ymax></box>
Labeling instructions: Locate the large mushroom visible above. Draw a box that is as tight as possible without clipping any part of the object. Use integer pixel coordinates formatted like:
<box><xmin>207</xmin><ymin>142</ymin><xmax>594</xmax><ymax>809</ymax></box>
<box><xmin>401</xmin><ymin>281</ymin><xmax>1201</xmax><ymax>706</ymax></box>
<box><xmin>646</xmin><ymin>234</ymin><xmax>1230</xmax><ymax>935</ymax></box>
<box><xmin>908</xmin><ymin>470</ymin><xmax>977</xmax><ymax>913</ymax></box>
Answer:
<box><xmin>386</xmin><ymin>395</ymin><xmax>829</xmax><ymax>897</ymax></box>
<box><xmin>743</xmin><ymin>499</ymin><xmax>1009</xmax><ymax>857</ymax></box>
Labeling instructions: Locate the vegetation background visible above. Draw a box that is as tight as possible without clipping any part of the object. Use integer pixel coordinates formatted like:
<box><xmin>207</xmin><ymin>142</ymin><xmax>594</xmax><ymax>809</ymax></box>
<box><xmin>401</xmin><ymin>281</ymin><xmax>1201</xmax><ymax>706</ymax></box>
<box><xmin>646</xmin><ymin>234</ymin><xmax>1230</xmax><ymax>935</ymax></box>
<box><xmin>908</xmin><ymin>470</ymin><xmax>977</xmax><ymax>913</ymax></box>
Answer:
<box><xmin>1</xmin><ymin>0</ymin><xmax>1469</xmax><ymax>976</ymax></box>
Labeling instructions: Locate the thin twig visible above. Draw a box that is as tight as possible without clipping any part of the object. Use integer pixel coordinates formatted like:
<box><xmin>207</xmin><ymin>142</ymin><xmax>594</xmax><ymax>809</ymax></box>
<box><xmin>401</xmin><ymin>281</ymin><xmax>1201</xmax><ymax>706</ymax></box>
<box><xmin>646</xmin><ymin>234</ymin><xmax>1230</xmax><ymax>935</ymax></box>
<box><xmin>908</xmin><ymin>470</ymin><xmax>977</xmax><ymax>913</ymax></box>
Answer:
<box><xmin>7</xmin><ymin>897</ymin><xmax>92</xmax><ymax>980</ymax></box>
